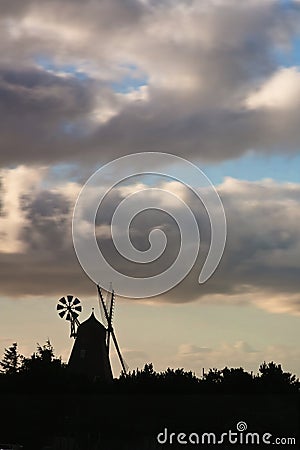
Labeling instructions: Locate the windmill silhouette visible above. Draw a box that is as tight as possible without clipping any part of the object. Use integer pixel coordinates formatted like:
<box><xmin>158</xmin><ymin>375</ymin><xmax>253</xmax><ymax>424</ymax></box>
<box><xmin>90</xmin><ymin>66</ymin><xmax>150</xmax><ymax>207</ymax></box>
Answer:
<box><xmin>56</xmin><ymin>295</ymin><xmax>81</xmax><ymax>338</ymax></box>
<box><xmin>57</xmin><ymin>285</ymin><xmax>127</xmax><ymax>380</ymax></box>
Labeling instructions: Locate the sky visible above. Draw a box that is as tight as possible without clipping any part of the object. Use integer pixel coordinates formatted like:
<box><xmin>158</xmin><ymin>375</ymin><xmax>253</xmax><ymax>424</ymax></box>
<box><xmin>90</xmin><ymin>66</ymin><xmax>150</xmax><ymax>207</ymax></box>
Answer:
<box><xmin>0</xmin><ymin>0</ymin><xmax>300</xmax><ymax>378</ymax></box>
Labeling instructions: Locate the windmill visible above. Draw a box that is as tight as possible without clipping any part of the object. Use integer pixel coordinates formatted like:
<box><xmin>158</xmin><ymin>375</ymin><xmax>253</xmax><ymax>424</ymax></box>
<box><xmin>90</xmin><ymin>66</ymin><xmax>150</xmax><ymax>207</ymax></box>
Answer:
<box><xmin>56</xmin><ymin>285</ymin><xmax>127</xmax><ymax>380</ymax></box>
<box><xmin>56</xmin><ymin>295</ymin><xmax>82</xmax><ymax>337</ymax></box>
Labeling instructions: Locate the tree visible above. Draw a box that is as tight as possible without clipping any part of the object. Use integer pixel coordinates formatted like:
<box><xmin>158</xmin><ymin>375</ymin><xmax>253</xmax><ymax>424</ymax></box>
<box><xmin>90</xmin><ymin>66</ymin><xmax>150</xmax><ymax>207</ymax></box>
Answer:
<box><xmin>36</xmin><ymin>339</ymin><xmax>55</xmax><ymax>364</ymax></box>
<box><xmin>0</xmin><ymin>342</ymin><xmax>22</xmax><ymax>374</ymax></box>
<box><xmin>257</xmin><ymin>361</ymin><xmax>300</xmax><ymax>392</ymax></box>
<box><xmin>22</xmin><ymin>339</ymin><xmax>64</xmax><ymax>374</ymax></box>
<box><xmin>221</xmin><ymin>367</ymin><xmax>253</xmax><ymax>392</ymax></box>
<box><xmin>202</xmin><ymin>368</ymin><xmax>223</xmax><ymax>384</ymax></box>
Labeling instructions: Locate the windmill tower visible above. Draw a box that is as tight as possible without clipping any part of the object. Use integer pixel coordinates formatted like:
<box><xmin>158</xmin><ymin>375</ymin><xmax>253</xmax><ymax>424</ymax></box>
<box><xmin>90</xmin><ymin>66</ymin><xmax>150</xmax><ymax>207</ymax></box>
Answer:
<box><xmin>56</xmin><ymin>286</ymin><xmax>127</xmax><ymax>381</ymax></box>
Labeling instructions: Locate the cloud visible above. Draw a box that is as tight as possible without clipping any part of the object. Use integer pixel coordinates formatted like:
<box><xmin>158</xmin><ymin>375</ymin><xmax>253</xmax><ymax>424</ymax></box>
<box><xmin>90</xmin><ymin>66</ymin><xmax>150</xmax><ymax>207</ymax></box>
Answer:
<box><xmin>0</xmin><ymin>167</ymin><xmax>300</xmax><ymax>318</ymax></box>
<box><xmin>178</xmin><ymin>344</ymin><xmax>212</xmax><ymax>356</ymax></box>
<box><xmin>0</xmin><ymin>1</ymin><xmax>299</xmax><ymax>166</ymax></box>
<box><xmin>0</xmin><ymin>1</ymin><xmax>300</xmax><ymax>316</ymax></box>
<box><xmin>0</xmin><ymin>66</ymin><xmax>99</xmax><ymax>166</ymax></box>
<box><xmin>171</xmin><ymin>340</ymin><xmax>300</xmax><ymax>376</ymax></box>
<box><xmin>246</xmin><ymin>66</ymin><xmax>300</xmax><ymax>110</ymax></box>
<box><xmin>109</xmin><ymin>339</ymin><xmax>300</xmax><ymax>377</ymax></box>
<box><xmin>0</xmin><ymin>165</ymin><xmax>47</xmax><ymax>253</ymax></box>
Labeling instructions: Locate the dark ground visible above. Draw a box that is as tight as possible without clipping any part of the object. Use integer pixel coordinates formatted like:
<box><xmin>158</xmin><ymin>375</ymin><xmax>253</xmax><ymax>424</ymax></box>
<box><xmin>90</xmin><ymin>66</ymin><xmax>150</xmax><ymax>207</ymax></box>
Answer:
<box><xmin>0</xmin><ymin>393</ymin><xmax>299</xmax><ymax>449</ymax></box>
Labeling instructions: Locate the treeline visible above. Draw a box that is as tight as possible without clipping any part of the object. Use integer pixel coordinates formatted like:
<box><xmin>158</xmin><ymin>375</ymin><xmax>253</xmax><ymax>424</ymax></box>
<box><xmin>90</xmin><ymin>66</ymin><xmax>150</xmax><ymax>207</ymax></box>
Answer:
<box><xmin>119</xmin><ymin>362</ymin><xmax>300</xmax><ymax>394</ymax></box>
<box><xmin>1</xmin><ymin>341</ymin><xmax>299</xmax><ymax>394</ymax></box>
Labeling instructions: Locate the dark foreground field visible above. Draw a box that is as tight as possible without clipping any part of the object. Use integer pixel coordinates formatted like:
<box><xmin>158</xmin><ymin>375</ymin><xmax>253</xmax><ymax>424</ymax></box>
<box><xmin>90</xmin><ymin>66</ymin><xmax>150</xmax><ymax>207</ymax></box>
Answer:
<box><xmin>0</xmin><ymin>393</ymin><xmax>299</xmax><ymax>449</ymax></box>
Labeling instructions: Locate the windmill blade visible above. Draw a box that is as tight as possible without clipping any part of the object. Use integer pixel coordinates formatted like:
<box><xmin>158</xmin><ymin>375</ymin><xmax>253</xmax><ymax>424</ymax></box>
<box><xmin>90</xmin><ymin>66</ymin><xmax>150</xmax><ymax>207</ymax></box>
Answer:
<box><xmin>97</xmin><ymin>285</ymin><xmax>109</xmax><ymax>327</ymax></box>
<box><xmin>56</xmin><ymin>304</ymin><xmax>65</xmax><ymax>311</ymax></box>
<box><xmin>105</xmin><ymin>282</ymin><xmax>113</xmax><ymax>314</ymax></box>
<box><xmin>57</xmin><ymin>295</ymin><xmax>82</xmax><ymax>339</ymax></box>
<box><xmin>97</xmin><ymin>285</ymin><xmax>111</xmax><ymax>348</ymax></box>
<box><xmin>70</xmin><ymin>310</ymin><xmax>79</xmax><ymax>319</ymax></box>
<box><xmin>97</xmin><ymin>284</ymin><xmax>111</xmax><ymax>323</ymax></box>
<box><xmin>97</xmin><ymin>284</ymin><xmax>128</xmax><ymax>373</ymax></box>
<box><xmin>110</xmin><ymin>329</ymin><xmax>128</xmax><ymax>374</ymax></box>
<box><xmin>107</xmin><ymin>291</ymin><xmax>115</xmax><ymax>353</ymax></box>
<box><xmin>99</xmin><ymin>303</ymin><xmax>108</xmax><ymax>328</ymax></box>
<box><xmin>109</xmin><ymin>290</ymin><xmax>115</xmax><ymax>324</ymax></box>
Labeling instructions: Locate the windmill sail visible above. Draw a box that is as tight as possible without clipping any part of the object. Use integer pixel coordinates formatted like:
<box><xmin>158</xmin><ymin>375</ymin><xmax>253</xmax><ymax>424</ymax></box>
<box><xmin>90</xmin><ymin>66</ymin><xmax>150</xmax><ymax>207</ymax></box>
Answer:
<box><xmin>97</xmin><ymin>284</ymin><xmax>128</xmax><ymax>374</ymax></box>
<box><xmin>99</xmin><ymin>295</ymin><xmax>108</xmax><ymax>328</ymax></box>
<box><xmin>57</xmin><ymin>295</ymin><xmax>81</xmax><ymax>337</ymax></box>
<box><xmin>107</xmin><ymin>290</ymin><xmax>114</xmax><ymax>353</ymax></box>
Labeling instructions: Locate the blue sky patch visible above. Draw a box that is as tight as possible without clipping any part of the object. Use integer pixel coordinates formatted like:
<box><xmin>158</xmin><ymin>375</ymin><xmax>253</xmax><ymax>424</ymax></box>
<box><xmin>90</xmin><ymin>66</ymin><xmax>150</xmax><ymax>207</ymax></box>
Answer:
<box><xmin>273</xmin><ymin>36</ymin><xmax>300</xmax><ymax>68</ymax></box>
<box><xmin>202</xmin><ymin>152</ymin><xmax>300</xmax><ymax>185</ymax></box>
<box><xmin>110</xmin><ymin>63</ymin><xmax>148</xmax><ymax>93</ymax></box>
<box><xmin>111</xmin><ymin>74</ymin><xmax>148</xmax><ymax>94</ymax></box>
<box><xmin>35</xmin><ymin>56</ymin><xmax>89</xmax><ymax>80</ymax></box>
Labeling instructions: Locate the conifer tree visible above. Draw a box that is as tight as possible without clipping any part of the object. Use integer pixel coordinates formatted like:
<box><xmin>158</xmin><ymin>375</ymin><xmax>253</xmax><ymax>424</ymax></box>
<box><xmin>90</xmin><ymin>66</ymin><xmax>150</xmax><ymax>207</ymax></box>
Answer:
<box><xmin>0</xmin><ymin>342</ymin><xmax>22</xmax><ymax>374</ymax></box>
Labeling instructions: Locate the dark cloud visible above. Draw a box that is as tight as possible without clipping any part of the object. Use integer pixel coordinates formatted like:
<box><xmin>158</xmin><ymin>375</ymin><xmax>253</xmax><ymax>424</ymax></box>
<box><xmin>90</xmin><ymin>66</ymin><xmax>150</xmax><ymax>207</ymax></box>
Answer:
<box><xmin>166</xmin><ymin>178</ymin><xmax>300</xmax><ymax>309</ymax></box>
<box><xmin>21</xmin><ymin>190</ymin><xmax>70</xmax><ymax>253</ymax></box>
<box><xmin>0</xmin><ymin>1</ymin><xmax>299</xmax><ymax>166</ymax></box>
<box><xmin>0</xmin><ymin>187</ymin><xmax>89</xmax><ymax>298</ymax></box>
<box><xmin>0</xmin><ymin>66</ymin><xmax>100</xmax><ymax>165</ymax></box>
<box><xmin>0</xmin><ymin>175</ymin><xmax>299</xmax><ymax>317</ymax></box>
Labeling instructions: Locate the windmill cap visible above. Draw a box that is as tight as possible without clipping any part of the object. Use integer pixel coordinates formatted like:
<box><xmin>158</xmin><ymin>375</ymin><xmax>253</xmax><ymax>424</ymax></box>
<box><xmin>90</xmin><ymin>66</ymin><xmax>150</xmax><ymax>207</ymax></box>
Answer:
<box><xmin>76</xmin><ymin>310</ymin><xmax>107</xmax><ymax>336</ymax></box>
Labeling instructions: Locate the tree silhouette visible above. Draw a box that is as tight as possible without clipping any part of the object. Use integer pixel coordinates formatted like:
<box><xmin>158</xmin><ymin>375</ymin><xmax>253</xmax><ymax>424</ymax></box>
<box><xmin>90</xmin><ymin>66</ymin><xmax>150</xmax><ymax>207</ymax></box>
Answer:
<box><xmin>221</xmin><ymin>367</ymin><xmax>254</xmax><ymax>392</ymax></box>
<box><xmin>123</xmin><ymin>363</ymin><xmax>156</xmax><ymax>381</ymax></box>
<box><xmin>0</xmin><ymin>338</ymin><xmax>299</xmax><ymax>397</ymax></box>
<box><xmin>0</xmin><ymin>342</ymin><xmax>23</xmax><ymax>374</ymax></box>
<box><xmin>202</xmin><ymin>368</ymin><xmax>223</xmax><ymax>384</ymax></box>
<box><xmin>257</xmin><ymin>361</ymin><xmax>300</xmax><ymax>392</ymax></box>
<box><xmin>21</xmin><ymin>339</ymin><xmax>64</xmax><ymax>375</ymax></box>
<box><xmin>36</xmin><ymin>339</ymin><xmax>55</xmax><ymax>363</ymax></box>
